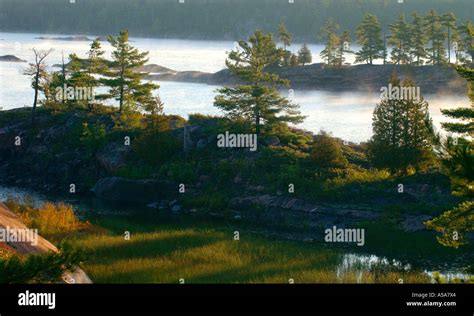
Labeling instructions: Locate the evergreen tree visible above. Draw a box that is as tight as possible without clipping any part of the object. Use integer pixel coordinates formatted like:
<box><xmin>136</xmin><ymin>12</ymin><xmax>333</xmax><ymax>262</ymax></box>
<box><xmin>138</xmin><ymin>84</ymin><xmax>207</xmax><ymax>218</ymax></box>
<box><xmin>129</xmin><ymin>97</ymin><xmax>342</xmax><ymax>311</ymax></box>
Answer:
<box><xmin>368</xmin><ymin>75</ymin><xmax>435</xmax><ymax>174</ymax></box>
<box><xmin>337</xmin><ymin>30</ymin><xmax>352</xmax><ymax>67</ymax></box>
<box><xmin>320</xmin><ymin>33</ymin><xmax>340</xmax><ymax>66</ymax></box>
<box><xmin>45</xmin><ymin>51</ymin><xmax>69</xmax><ymax>106</ymax></box>
<box><xmin>458</xmin><ymin>20</ymin><xmax>474</xmax><ymax>63</ymax></box>
<box><xmin>441</xmin><ymin>13</ymin><xmax>458</xmax><ymax>64</ymax></box>
<box><xmin>355</xmin><ymin>14</ymin><xmax>384</xmax><ymax>65</ymax></box>
<box><xmin>278</xmin><ymin>22</ymin><xmax>292</xmax><ymax>51</ymax></box>
<box><xmin>103</xmin><ymin>30</ymin><xmax>158</xmax><ymax>113</ymax></box>
<box><xmin>410</xmin><ymin>12</ymin><xmax>428</xmax><ymax>66</ymax></box>
<box><xmin>320</xmin><ymin>19</ymin><xmax>340</xmax><ymax>66</ymax></box>
<box><xmin>389</xmin><ymin>15</ymin><xmax>412</xmax><ymax>65</ymax></box>
<box><xmin>424</xmin><ymin>10</ymin><xmax>447</xmax><ymax>65</ymax></box>
<box><xmin>278</xmin><ymin>22</ymin><xmax>292</xmax><ymax>67</ymax></box>
<box><xmin>311</xmin><ymin>131</ymin><xmax>348</xmax><ymax>176</ymax></box>
<box><xmin>214</xmin><ymin>31</ymin><xmax>304</xmax><ymax>137</ymax></box>
<box><xmin>426</xmin><ymin>65</ymin><xmax>474</xmax><ymax>247</ymax></box>
<box><xmin>297</xmin><ymin>43</ymin><xmax>312</xmax><ymax>66</ymax></box>
<box><xmin>84</xmin><ymin>38</ymin><xmax>106</xmax><ymax>109</ymax></box>
<box><xmin>67</xmin><ymin>53</ymin><xmax>90</xmax><ymax>107</ymax></box>
<box><xmin>290</xmin><ymin>53</ymin><xmax>299</xmax><ymax>67</ymax></box>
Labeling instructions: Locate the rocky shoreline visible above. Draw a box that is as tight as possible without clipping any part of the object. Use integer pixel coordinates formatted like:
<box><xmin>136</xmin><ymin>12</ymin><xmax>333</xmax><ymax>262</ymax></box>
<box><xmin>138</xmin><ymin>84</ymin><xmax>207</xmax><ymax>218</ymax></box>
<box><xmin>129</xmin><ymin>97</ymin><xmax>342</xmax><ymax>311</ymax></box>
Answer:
<box><xmin>0</xmin><ymin>108</ymin><xmax>455</xmax><ymax>237</ymax></box>
<box><xmin>146</xmin><ymin>63</ymin><xmax>470</xmax><ymax>94</ymax></box>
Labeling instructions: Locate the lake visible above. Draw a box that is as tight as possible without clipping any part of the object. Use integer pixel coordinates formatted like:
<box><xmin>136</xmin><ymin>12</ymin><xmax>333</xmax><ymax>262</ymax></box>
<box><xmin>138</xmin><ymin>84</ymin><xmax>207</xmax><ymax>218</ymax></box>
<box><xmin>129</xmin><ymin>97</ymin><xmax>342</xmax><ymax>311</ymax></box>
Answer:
<box><xmin>0</xmin><ymin>32</ymin><xmax>469</xmax><ymax>143</ymax></box>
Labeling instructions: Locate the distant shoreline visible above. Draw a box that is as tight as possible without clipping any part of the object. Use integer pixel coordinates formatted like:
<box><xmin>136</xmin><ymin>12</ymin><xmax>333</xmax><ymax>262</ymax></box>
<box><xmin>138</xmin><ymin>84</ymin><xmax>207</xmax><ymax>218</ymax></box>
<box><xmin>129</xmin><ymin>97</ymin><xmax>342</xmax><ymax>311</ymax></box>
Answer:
<box><xmin>145</xmin><ymin>63</ymin><xmax>470</xmax><ymax>94</ymax></box>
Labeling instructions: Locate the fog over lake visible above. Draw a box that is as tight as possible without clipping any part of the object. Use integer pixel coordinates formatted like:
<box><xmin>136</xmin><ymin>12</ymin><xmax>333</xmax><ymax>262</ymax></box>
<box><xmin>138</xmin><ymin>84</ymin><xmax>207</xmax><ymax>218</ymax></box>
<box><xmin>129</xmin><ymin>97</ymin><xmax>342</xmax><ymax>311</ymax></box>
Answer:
<box><xmin>0</xmin><ymin>32</ymin><xmax>468</xmax><ymax>143</ymax></box>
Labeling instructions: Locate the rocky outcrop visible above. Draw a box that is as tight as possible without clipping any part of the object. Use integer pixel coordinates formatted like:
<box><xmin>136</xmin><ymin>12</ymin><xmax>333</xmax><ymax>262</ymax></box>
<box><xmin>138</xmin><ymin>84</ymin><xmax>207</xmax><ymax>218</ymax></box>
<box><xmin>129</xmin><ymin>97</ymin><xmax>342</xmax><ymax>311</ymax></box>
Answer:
<box><xmin>96</xmin><ymin>142</ymin><xmax>131</xmax><ymax>173</ymax></box>
<box><xmin>229</xmin><ymin>194</ymin><xmax>379</xmax><ymax>231</ymax></box>
<box><xmin>91</xmin><ymin>177</ymin><xmax>177</xmax><ymax>204</ymax></box>
<box><xmin>0</xmin><ymin>202</ymin><xmax>92</xmax><ymax>283</ymax></box>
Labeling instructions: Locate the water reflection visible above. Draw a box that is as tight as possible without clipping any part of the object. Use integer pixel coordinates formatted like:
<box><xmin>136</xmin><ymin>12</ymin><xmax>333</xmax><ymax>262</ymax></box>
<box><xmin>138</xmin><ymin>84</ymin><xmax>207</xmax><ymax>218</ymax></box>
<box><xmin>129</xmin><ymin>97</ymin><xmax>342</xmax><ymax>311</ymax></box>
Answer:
<box><xmin>337</xmin><ymin>253</ymin><xmax>472</xmax><ymax>283</ymax></box>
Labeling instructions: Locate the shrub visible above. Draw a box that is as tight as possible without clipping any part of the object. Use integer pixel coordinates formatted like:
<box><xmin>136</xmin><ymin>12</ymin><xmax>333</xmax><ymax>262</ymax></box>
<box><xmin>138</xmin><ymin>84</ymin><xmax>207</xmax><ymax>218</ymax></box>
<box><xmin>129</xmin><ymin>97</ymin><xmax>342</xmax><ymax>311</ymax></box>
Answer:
<box><xmin>114</xmin><ymin>165</ymin><xmax>156</xmax><ymax>179</ymax></box>
<box><xmin>183</xmin><ymin>191</ymin><xmax>229</xmax><ymax>212</ymax></box>
<box><xmin>4</xmin><ymin>198</ymin><xmax>89</xmax><ymax>237</ymax></box>
<box><xmin>133</xmin><ymin>131</ymin><xmax>182</xmax><ymax>166</ymax></box>
<box><xmin>80</xmin><ymin>122</ymin><xmax>107</xmax><ymax>153</ymax></box>
<box><xmin>311</xmin><ymin>132</ymin><xmax>348</xmax><ymax>175</ymax></box>
<box><xmin>0</xmin><ymin>243</ymin><xmax>83</xmax><ymax>284</ymax></box>
<box><xmin>160</xmin><ymin>161</ymin><xmax>197</xmax><ymax>183</ymax></box>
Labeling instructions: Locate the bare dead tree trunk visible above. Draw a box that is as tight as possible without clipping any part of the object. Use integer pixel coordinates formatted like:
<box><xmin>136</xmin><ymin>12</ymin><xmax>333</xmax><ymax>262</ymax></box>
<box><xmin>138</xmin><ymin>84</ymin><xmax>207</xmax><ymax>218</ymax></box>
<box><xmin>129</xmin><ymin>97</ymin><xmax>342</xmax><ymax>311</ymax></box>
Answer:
<box><xmin>25</xmin><ymin>48</ymin><xmax>53</xmax><ymax>126</ymax></box>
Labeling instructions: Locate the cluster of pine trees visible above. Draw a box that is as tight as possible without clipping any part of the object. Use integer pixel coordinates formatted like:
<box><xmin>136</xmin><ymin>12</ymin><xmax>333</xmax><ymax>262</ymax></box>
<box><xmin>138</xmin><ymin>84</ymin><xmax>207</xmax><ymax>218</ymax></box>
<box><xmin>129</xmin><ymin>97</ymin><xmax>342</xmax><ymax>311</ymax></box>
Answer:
<box><xmin>274</xmin><ymin>11</ymin><xmax>472</xmax><ymax>68</ymax></box>
<box><xmin>359</xmin><ymin>11</ymin><xmax>472</xmax><ymax>65</ymax></box>
<box><xmin>324</xmin><ymin>10</ymin><xmax>473</xmax><ymax>66</ymax></box>
<box><xmin>277</xmin><ymin>23</ymin><xmax>312</xmax><ymax>67</ymax></box>
<box><xmin>24</xmin><ymin>31</ymin><xmax>162</xmax><ymax>124</ymax></box>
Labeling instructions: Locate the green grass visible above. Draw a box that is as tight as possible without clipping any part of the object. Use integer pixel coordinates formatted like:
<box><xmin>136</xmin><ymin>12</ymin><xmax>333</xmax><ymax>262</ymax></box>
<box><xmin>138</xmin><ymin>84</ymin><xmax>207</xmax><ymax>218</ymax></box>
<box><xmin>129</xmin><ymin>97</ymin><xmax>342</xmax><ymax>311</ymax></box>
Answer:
<box><xmin>70</xmin><ymin>216</ymin><xmax>431</xmax><ymax>284</ymax></box>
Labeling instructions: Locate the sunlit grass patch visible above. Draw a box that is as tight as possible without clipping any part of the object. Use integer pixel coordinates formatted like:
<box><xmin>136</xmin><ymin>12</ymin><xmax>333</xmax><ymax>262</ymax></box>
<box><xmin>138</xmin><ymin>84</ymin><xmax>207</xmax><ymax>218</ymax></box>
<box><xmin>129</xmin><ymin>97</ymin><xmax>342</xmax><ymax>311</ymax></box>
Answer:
<box><xmin>70</xmin><ymin>218</ymin><xmax>430</xmax><ymax>284</ymax></box>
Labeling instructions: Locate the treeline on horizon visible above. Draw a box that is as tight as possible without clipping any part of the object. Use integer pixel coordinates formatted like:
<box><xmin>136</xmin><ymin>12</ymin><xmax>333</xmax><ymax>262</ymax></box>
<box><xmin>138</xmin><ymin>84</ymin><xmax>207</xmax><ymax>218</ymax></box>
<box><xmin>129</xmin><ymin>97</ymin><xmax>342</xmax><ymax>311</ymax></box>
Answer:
<box><xmin>0</xmin><ymin>0</ymin><xmax>472</xmax><ymax>41</ymax></box>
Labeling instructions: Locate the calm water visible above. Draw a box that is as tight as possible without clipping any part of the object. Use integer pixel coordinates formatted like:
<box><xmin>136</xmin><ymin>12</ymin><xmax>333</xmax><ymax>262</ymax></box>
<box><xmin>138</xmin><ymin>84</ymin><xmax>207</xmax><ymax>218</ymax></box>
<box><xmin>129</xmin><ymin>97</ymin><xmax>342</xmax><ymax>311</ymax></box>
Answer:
<box><xmin>0</xmin><ymin>32</ymin><xmax>469</xmax><ymax>143</ymax></box>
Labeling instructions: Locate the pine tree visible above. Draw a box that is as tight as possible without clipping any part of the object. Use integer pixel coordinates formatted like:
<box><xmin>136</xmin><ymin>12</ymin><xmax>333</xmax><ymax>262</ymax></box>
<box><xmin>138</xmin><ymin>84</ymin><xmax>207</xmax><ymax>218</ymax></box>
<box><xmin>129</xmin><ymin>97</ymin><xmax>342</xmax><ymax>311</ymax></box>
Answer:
<box><xmin>426</xmin><ymin>65</ymin><xmax>474</xmax><ymax>247</ymax></box>
<box><xmin>278</xmin><ymin>22</ymin><xmax>292</xmax><ymax>67</ymax></box>
<box><xmin>214</xmin><ymin>31</ymin><xmax>305</xmax><ymax>137</ymax></box>
<box><xmin>410</xmin><ymin>13</ymin><xmax>428</xmax><ymax>66</ymax></box>
<box><xmin>290</xmin><ymin>53</ymin><xmax>299</xmax><ymax>67</ymax></box>
<box><xmin>84</xmin><ymin>38</ymin><xmax>106</xmax><ymax>109</ymax></box>
<box><xmin>441</xmin><ymin>65</ymin><xmax>473</xmax><ymax>142</ymax></box>
<box><xmin>389</xmin><ymin>15</ymin><xmax>412</xmax><ymax>65</ymax></box>
<box><xmin>337</xmin><ymin>30</ymin><xmax>352</xmax><ymax>67</ymax></box>
<box><xmin>278</xmin><ymin>22</ymin><xmax>292</xmax><ymax>51</ymax></box>
<box><xmin>441</xmin><ymin>13</ymin><xmax>458</xmax><ymax>64</ymax></box>
<box><xmin>67</xmin><ymin>53</ymin><xmax>90</xmax><ymax>108</ymax></box>
<box><xmin>103</xmin><ymin>30</ymin><xmax>158</xmax><ymax>113</ymax></box>
<box><xmin>297</xmin><ymin>43</ymin><xmax>312</xmax><ymax>66</ymax></box>
<box><xmin>355</xmin><ymin>14</ymin><xmax>384</xmax><ymax>65</ymax></box>
<box><xmin>424</xmin><ymin>10</ymin><xmax>447</xmax><ymax>65</ymax></box>
<box><xmin>368</xmin><ymin>74</ymin><xmax>435</xmax><ymax>174</ymax></box>
<box><xmin>319</xmin><ymin>19</ymin><xmax>340</xmax><ymax>66</ymax></box>
<box><xmin>458</xmin><ymin>20</ymin><xmax>474</xmax><ymax>63</ymax></box>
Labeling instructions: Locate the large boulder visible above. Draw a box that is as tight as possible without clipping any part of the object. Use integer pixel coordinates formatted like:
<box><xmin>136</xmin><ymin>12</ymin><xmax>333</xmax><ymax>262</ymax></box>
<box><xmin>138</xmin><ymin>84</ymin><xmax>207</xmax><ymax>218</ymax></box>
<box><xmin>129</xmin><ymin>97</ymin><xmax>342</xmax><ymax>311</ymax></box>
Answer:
<box><xmin>91</xmin><ymin>177</ymin><xmax>176</xmax><ymax>204</ymax></box>
<box><xmin>0</xmin><ymin>202</ymin><xmax>92</xmax><ymax>283</ymax></box>
<box><xmin>96</xmin><ymin>142</ymin><xmax>131</xmax><ymax>173</ymax></box>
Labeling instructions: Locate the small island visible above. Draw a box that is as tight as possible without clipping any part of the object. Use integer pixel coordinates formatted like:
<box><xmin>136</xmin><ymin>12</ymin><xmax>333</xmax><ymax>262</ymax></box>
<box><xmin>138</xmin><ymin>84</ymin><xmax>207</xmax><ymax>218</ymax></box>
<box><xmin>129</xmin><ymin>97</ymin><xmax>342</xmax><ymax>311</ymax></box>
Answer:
<box><xmin>35</xmin><ymin>35</ymin><xmax>97</xmax><ymax>42</ymax></box>
<box><xmin>0</xmin><ymin>55</ymin><xmax>27</xmax><ymax>63</ymax></box>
